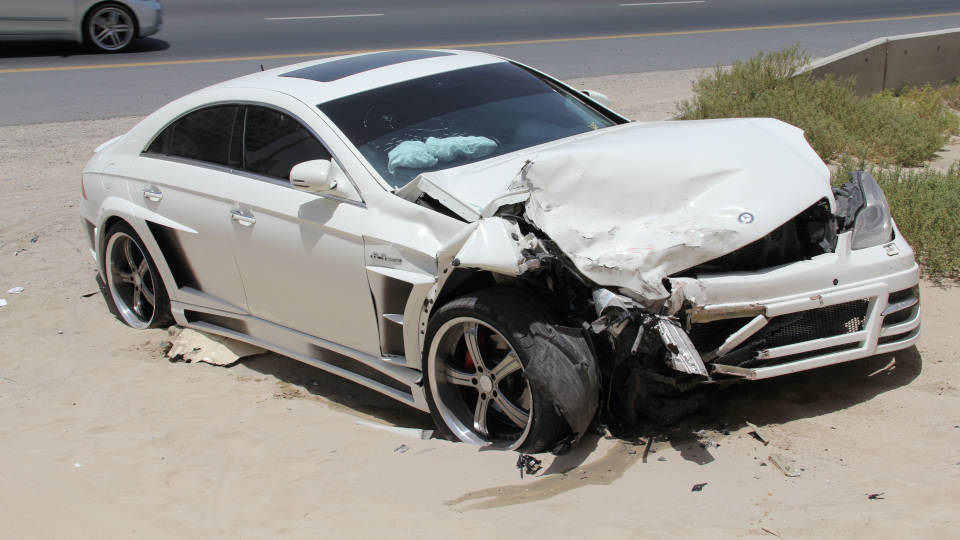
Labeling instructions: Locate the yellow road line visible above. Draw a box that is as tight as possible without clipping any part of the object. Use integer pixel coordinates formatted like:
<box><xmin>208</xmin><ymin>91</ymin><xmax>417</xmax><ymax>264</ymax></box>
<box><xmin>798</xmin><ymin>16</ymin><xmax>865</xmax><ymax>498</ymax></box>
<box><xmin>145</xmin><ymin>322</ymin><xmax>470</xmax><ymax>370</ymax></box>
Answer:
<box><xmin>2</xmin><ymin>11</ymin><xmax>960</xmax><ymax>74</ymax></box>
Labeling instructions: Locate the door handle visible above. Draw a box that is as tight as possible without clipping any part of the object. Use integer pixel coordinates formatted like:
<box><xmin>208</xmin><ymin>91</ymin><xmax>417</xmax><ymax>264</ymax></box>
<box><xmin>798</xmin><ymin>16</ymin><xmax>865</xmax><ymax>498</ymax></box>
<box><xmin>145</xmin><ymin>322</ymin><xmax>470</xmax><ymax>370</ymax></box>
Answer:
<box><xmin>142</xmin><ymin>186</ymin><xmax>162</xmax><ymax>202</ymax></box>
<box><xmin>230</xmin><ymin>209</ymin><xmax>256</xmax><ymax>226</ymax></box>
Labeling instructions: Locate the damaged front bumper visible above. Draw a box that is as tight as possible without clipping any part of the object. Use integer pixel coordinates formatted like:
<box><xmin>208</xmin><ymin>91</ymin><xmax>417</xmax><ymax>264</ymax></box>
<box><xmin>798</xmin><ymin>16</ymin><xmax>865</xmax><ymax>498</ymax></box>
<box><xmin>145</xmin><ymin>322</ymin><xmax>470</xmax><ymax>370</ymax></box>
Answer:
<box><xmin>671</xmin><ymin>228</ymin><xmax>919</xmax><ymax>380</ymax></box>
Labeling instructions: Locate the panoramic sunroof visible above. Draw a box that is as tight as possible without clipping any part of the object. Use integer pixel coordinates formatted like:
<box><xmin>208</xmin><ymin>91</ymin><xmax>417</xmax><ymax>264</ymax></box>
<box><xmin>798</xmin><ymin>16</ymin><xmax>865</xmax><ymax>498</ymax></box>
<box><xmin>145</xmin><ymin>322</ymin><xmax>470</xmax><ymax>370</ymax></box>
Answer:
<box><xmin>281</xmin><ymin>50</ymin><xmax>455</xmax><ymax>82</ymax></box>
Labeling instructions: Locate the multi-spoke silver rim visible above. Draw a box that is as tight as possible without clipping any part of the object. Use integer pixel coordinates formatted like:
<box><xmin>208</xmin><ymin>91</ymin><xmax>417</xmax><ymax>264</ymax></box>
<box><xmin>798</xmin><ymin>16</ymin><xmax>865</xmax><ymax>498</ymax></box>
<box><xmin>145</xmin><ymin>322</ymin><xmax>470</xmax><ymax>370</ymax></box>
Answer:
<box><xmin>88</xmin><ymin>7</ymin><xmax>134</xmax><ymax>51</ymax></box>
<box><xmin>428</xmin><ymin>317</ymin><xmax>533</xmax><ymax>449</ymax></box>
<box><xmin>105</xmin><ymin>232</ymin><xmax>157</xmax><ymax>329</ymax></box>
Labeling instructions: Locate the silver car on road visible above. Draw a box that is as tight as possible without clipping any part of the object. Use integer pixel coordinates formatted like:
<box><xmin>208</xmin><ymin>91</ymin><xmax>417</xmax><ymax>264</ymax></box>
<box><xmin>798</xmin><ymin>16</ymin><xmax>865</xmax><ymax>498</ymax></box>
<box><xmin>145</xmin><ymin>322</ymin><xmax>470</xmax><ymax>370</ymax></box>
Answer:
<box><xmin>0</xmin><ymin>0</ymin><xmax>162</xmax><ymax>52</ymax></box>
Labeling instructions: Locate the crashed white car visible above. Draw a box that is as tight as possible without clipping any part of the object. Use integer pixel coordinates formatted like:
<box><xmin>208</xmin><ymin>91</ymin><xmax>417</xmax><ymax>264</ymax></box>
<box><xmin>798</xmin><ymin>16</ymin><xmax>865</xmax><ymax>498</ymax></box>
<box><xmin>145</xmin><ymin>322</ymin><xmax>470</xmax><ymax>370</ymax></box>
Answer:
<box><xmin>80</xmin><ymin>50</ymin><xmax>920</xmax><ymax>452</ymax></box>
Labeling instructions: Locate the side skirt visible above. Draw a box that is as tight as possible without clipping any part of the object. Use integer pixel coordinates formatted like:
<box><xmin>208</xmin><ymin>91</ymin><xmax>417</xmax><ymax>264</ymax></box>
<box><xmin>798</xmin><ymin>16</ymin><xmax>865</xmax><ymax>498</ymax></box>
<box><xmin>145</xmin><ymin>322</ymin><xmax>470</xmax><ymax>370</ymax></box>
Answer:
<box><xmin>170</xmin><ymin>301</ymin><xmax>429</xmax><ymax>412</ymax></box>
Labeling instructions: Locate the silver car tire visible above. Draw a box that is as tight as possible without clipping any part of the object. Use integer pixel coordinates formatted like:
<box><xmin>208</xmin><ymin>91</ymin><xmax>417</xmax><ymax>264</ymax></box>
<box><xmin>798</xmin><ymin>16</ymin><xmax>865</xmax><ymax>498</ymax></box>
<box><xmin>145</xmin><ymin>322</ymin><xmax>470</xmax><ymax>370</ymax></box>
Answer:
<box><xmin>103</xmin><ymin>222</ymin><xmax>171</xmax><ymax>329</ymax></box>
<box><xmin>84</xmin><ymin>3</ymin><xmax>136</xmax><ymax>52</ymax></box>
<box><xmin>423</xmin><ymin>288</ymin><xmax>579</xmax><ymax>453</ymax></box>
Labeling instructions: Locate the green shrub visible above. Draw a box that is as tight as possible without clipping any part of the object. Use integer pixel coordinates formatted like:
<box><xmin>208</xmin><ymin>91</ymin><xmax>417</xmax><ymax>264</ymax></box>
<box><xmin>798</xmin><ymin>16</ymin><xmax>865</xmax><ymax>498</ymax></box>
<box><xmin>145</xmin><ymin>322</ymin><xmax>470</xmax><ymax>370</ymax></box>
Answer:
<box><xmin>834</xmin><ymin>159</ymin><xmax>960</xmax><ymax>279</ymax></box>
<box><xmin>677</xmin><ymin>46</ymin><xmax>959</xmax><ymax>166</ymax></box>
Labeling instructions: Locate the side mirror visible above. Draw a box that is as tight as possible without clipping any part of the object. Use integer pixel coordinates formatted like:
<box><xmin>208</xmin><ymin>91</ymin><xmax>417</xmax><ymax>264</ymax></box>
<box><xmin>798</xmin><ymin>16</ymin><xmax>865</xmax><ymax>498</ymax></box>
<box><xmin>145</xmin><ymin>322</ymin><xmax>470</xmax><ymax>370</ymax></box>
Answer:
<box><xmin>581</xmin><ymin>89</ymin><xmax>612</xmax><ymax>108</ymax></box>
<box><xmin>290</xmin><ymin>159</ymin><xmax>338</xmax><ymax>193</ymax></box>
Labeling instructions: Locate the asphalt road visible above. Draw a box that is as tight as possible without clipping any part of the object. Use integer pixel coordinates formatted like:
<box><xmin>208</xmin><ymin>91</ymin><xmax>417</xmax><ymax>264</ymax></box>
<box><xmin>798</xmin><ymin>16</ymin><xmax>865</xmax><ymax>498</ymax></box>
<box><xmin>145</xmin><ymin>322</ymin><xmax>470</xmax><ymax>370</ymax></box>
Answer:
<box><xmin>2</xmin><ymin>0</ymin><xmax>960</xmax><ymax>124</ymax></box>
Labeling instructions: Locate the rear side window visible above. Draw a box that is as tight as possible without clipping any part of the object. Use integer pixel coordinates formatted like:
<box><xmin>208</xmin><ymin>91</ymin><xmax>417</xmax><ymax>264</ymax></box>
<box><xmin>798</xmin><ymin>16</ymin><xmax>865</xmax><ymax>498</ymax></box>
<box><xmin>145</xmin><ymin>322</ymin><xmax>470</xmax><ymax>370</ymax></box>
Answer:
<box><xmin>243</xmin><ymin>106</ymin><xmax>330</xmax><ymax>179</ymax></box>
<box><xmin>146</xmin><ymin>105</ymin><xmax>241</xmax><ymax>166</ymax></box>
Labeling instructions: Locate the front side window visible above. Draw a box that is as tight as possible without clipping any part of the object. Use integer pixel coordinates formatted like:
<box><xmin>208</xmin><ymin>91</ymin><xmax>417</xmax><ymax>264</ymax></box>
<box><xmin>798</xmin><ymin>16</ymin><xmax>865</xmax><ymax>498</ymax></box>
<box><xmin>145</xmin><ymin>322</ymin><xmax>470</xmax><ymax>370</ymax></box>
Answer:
<box><xmin>243</xmin><ymin>106</ymin><xmax>331</xmax><ymax>179</ymax></box>
<box><xmin>146</xmin><ymin>105</ymin><xmax>241</xmax><ymax>166</ymax></box>
<box><xmin>319</xmin><ymin>62</ymin><xmax>620</xmax><ymax>187</ymax></box>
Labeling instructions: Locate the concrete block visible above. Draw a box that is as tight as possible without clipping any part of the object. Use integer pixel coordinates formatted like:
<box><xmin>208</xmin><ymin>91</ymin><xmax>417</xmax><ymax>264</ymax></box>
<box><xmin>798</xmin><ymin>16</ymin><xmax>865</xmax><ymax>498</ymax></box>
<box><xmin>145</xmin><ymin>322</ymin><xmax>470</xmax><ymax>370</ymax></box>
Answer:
<box><xmin>808</xmin><ymin>40</ymin><xmax>886</xmax><ymax>95</ymax></box>
<box><xmin>804</xmin><ymin>27</ymin><xmax>960</xmax><ymax>95</ymax></box>
<box><xmin>885</xmin><ymin>31</ymin><xmax>960</xmax><ymax>91</ymax></box>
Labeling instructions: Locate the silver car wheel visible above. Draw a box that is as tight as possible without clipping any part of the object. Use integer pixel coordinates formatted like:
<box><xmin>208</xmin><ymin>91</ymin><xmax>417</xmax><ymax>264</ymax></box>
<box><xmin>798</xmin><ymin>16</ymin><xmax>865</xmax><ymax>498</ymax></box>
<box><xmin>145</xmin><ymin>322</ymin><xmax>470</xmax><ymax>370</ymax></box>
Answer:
<box><xmin>427</xmin><ymin>317</ymin><xmax>533</xmax><ymax>450</ymax></box>
<box><xmin>105</xmin><ymin>231</ymin><xmax>157</xmax><ymax>329</ymax></box>
<box><xmin>86</xmin><ymin>5</ymin><xmax>135</xmax><ymax>52</ymax></box>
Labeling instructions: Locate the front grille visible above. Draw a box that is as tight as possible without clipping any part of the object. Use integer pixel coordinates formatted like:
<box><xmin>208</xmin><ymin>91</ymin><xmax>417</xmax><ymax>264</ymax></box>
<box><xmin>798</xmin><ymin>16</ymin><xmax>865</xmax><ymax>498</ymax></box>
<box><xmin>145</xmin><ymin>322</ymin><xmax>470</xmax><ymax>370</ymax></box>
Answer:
<box><xmin>692</xmin><ymin>299</ymin><xmax>869</xmax><ymax>367</ymax></box>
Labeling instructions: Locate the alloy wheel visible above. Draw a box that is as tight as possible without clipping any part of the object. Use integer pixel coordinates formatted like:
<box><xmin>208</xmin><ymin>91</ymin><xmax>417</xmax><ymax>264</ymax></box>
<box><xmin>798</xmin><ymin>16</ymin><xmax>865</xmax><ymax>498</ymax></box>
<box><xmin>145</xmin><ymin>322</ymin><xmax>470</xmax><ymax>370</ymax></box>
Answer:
<box><xmin>88</xmin><ymin>6</ymin><xmax>134</xmax><ymax>52</ymax></box>
<box><xmin>427</xmin><ymin>317</ymin><xmax>533</xmax><ymax>449</ymax></box>
<box><xmin>105</xmin><ymin>232</ymin><xmax>158</xmax><ymax>328</ymax></box>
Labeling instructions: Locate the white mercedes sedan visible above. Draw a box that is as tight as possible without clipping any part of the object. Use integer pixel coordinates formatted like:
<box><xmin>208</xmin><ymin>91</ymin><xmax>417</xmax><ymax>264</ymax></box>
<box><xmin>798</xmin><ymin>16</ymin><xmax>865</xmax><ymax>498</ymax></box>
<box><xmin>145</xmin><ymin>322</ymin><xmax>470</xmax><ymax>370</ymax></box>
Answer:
<box><xmin>80</xmin><ymin>50</ymin><xmax>920</xmax><ymax>453</ymax></box>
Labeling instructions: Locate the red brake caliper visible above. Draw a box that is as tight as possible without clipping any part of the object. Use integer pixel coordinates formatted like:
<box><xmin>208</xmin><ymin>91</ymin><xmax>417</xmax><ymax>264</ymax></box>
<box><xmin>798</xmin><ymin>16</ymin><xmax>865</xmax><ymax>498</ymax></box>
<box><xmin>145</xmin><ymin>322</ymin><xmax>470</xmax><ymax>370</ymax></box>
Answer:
<box><xmin>464</xmin><ymin>349</ymin><xmax>475</xmax><ymax>371</ymax></box>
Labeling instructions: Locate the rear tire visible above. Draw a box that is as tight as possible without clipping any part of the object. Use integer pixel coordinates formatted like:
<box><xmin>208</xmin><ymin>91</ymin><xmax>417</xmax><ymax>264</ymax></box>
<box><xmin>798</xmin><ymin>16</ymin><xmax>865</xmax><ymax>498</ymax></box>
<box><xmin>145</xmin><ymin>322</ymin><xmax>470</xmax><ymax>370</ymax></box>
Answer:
<box><xmin>423</xmin><ymin>287</ymin><xmax>598</xmax><ymax>453</ymax></box>
<box><xmin>103</xmin><ymin>222</ymin><xmax>172</xmax><ymax>329</ymax></box>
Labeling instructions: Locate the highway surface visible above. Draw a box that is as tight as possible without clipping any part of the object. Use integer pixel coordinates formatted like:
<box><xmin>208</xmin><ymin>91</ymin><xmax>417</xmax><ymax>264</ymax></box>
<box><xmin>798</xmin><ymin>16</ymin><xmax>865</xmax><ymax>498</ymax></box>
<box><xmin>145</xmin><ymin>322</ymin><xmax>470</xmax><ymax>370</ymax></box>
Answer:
<box><xmin>2</xmin><ymin>0</ymin><xmax>960</xmax><ymax>124</ymax></box>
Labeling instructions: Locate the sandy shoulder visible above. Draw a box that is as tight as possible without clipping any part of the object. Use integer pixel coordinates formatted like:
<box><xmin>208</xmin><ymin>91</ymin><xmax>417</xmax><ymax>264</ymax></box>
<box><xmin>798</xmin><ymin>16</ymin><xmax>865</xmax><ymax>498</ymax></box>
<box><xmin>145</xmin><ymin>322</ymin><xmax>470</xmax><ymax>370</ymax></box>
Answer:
<box><xmin>1</xmin><ymin>72</ymin><xmax>958</xmax><ymax>539</ymax></box>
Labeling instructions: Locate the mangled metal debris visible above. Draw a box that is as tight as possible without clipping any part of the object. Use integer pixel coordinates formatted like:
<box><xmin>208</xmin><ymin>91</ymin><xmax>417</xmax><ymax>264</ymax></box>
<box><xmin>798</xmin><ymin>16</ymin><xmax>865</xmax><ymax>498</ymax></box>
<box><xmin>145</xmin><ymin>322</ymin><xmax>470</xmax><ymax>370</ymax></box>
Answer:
<box><xmin>516</xmin><ymin>454</ymin><xmax>543</xmax><ymax>478</ymax></box>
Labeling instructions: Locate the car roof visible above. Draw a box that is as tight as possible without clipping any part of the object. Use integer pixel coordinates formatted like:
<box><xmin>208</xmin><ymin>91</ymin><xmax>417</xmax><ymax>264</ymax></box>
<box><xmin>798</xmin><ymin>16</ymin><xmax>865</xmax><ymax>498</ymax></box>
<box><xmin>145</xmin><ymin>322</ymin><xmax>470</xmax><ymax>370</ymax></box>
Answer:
<box><xmin>214</xmin><ymin>49</ymin><xmax>508</xmax><ymax>106</ymax></box>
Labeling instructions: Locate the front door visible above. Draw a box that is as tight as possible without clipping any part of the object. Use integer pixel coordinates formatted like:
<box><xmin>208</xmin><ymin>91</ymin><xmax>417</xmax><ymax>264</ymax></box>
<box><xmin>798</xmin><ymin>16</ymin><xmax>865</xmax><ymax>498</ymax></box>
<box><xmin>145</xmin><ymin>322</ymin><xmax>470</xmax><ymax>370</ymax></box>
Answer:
<box><xmin>227</xmin><ymin>105</ymin><xmax>380</xmax><ymax>356</ymax></box>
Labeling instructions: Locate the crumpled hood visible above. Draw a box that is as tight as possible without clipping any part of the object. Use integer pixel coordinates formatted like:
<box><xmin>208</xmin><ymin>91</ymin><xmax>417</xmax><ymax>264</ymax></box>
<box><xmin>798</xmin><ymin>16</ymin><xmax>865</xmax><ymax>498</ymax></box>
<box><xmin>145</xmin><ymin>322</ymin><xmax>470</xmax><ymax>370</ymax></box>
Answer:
<box><xmin>406</xmin><ymin>118</ymin><xmax>833</xmax><ymax>299</ymax></box>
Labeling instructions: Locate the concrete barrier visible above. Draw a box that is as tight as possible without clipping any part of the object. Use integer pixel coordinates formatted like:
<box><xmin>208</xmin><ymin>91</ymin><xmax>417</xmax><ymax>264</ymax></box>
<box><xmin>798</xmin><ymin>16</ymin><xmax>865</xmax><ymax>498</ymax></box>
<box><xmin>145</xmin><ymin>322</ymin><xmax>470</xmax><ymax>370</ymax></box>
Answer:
<box><xmin>806</xmin><ymin>28</ymin><xmax>960</xmax><ymax>95</ymax></box>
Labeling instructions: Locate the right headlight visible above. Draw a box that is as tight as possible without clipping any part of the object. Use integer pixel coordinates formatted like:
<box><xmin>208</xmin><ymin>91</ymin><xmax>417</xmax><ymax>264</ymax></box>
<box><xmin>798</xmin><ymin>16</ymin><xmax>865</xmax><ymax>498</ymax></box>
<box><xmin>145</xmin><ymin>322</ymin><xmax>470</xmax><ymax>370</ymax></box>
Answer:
<box><xmin>850</xmin><ymin>171</ymin><xmax>894</xmax><ymax>250</ymax></box>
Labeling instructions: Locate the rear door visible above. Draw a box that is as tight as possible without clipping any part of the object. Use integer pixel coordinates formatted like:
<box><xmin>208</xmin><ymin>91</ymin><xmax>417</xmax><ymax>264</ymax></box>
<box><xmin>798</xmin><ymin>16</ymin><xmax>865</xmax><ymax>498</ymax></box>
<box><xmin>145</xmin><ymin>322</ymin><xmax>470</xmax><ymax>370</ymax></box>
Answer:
<box><xmin>128</xmin><ymin>104</ymin><xmax>249</xmax><ymax>314</ymax></box>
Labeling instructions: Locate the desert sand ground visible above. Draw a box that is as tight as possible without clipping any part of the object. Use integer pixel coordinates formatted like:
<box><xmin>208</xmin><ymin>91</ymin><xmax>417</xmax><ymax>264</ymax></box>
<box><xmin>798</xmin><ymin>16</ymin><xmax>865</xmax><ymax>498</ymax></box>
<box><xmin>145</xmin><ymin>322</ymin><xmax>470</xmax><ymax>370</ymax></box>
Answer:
<box><xmin>1</xmin><ymin>69</ymin><xmax>958</xmax><ymax>539</ymax></box>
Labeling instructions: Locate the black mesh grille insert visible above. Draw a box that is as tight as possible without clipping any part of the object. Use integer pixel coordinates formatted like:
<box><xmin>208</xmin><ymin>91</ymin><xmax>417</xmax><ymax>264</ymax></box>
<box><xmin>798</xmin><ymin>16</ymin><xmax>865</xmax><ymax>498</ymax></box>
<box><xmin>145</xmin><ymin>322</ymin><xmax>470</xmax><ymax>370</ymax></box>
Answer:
<box><xmin>760</xmin><ymin>300</ymin><xmax>868</xmax><ymax>349</ymax></box>
<box><xmin>687</xmin><ymin>317</ymin><xmax>754</xmax><ymax>353</ymax></box>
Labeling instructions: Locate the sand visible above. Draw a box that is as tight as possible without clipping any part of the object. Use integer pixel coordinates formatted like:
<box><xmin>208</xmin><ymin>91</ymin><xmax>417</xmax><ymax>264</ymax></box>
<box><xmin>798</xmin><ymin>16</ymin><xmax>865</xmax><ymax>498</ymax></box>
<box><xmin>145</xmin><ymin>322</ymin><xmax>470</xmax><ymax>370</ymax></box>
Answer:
<box><xmin>1</xmin><ymin>70</ymin><xmax>958</xmax><ymax>539</ymax></box>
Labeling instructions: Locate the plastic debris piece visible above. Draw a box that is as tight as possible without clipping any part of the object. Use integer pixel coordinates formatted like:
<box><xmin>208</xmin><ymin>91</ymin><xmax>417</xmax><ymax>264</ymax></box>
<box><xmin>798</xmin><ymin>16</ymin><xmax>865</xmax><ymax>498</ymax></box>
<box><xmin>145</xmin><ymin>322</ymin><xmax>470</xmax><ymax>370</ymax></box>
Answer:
<box><xmin>166</xmin><ymin>327</ymin><xmax>265</xmax><ymax>366</ymax></box>
<box><xmin>691</xmin><ymin>482</ymin><xmax>707</xmax><ymax>492</ymax></box>
<box><xmin>516</xmin><ymin>454</ymin><xmax>543</xmax><ymax>478</ymax></box>
<box><xmin>394</xmin><ymin>444</ymin><xmax>409</xmax><ymax>454</ymax></box>
<box><xmin>657</xmin><ymin>456</ymin><xmax>667</xmax><ymax>462</ymax></box>
<box><xmin>768</xmin><ymin>453</ymin><xmax>801</xmax><ymax>477</ymax></box>
<box><xmin>867</xmin><ymin>492</ymin><xmax>885</xmax><ymax>500</ymax></box>
<box><xmin>355</xmin><ymin>420</ymin><xmax>434</xmax><ymax>440</ymax></box>
<box><xmin>7</xmin><ymin>287</ymin><xmax>24</xmax><ymax>294</ymax></box>
<box><xmin>0</xmin><ymin>299</ymin><xmax>6</xmax><ymax>307</ymax></box>
<box><xmin>73</xmin><ymin>462</ymin><xmax>82</xmax><ymax>468</ymax></box>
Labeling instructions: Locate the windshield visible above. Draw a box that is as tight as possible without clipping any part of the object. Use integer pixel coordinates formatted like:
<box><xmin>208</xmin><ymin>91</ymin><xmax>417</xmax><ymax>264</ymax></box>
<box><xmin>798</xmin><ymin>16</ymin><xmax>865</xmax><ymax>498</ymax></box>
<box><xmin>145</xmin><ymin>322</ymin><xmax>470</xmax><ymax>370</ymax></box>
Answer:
<box><xmin>319</xmin><ymin>62</ymin><xmax>619</xmax><ymax>188</ymax></box>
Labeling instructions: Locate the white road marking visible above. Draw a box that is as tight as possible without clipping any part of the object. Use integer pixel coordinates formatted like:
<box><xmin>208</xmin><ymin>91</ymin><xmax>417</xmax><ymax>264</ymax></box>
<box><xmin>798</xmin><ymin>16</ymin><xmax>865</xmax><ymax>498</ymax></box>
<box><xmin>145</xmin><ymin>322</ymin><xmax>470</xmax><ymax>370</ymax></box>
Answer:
<box><xmin>265</xmin><ymin>13</ymin><xmax>384</xmax><ymax>21</ymax></box>
<box><xmin>621</xmin><ymin>1</ymin><xmax>705</xmax><ymax>6</ymax></box>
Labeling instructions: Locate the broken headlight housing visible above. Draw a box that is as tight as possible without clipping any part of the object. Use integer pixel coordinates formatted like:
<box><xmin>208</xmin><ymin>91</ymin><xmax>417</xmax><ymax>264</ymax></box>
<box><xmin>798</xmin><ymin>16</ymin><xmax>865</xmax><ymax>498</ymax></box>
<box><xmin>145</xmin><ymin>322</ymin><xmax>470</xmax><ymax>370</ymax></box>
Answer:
<box><xmin>849</xmin><ymin>172</ymin><xmax>893</xmax><ymax>250</ymax></box>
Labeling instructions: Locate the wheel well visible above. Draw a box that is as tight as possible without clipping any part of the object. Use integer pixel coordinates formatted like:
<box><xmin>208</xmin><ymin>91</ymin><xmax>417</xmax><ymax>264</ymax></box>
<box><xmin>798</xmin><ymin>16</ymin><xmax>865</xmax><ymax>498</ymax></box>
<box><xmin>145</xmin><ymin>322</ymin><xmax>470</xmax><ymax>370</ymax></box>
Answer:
<box><xmin>435</xmin><ymin>269</ymin><xmax>497</xmax><ymax>308</ymax></box>
<box><xmin>83</xmin><ymin>1</ymin><xmax>140</xmax><ymax>40</ymax></box>
<box><xmin>98</xmin><ymin>215</ymin><xmax>126</xmax><ymax>261</ymax></box>
<box><xmin>434</xmin><ymin>263</ymin><xmax>594</xmax><ymax>326</ymax></box>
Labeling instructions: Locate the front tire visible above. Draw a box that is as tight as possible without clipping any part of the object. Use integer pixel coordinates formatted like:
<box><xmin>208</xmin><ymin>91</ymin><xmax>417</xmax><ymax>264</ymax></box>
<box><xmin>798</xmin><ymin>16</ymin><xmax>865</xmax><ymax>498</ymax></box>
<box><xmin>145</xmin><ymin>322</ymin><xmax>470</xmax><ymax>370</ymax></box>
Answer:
<box><xmin>423</xmin><ymin>288</ymin><xmax>599</xmax><ymax>453</ymax></box>
<box><xmin>84</xmin><ymin>3</ymin><xmax>136</xmax><ymax>52</ymax></box>
<box><xmin>103</xmin><ymin>222</ymin><xmax>172</xmax><ymax>329</ymax></box>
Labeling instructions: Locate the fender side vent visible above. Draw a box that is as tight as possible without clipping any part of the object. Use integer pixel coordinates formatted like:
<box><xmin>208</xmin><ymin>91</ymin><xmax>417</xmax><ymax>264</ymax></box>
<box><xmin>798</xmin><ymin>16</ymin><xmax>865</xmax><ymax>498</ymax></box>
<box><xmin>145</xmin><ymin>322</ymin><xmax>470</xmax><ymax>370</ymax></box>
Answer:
<box><xmin>146</xmin><ymin>222</ymin><xmax>200</xmax><ymax>289</ymax></box>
